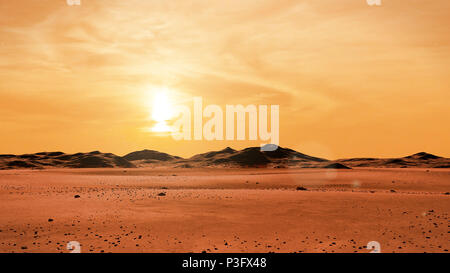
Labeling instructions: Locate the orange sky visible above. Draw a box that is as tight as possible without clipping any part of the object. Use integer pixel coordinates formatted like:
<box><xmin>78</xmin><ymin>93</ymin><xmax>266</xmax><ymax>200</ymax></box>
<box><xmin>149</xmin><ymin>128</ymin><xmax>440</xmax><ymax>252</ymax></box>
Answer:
<box><xmin>0</xmin><ymin>0</ymin><xmax>449</xmax><ymax>159</ymax></box>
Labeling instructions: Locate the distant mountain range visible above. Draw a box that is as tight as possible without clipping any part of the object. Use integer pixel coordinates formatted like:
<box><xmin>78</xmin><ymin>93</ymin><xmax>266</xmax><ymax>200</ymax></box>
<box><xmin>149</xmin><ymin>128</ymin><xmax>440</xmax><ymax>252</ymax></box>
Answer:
<box><xmin>0</xmin><ymin>147</ymin><xmax>448</xmax><ymax>170</ymax></box>
<box><xmin>0</xmin><ymin>151</ymin><xmax>134</xmax><ymax>169</ymax></box>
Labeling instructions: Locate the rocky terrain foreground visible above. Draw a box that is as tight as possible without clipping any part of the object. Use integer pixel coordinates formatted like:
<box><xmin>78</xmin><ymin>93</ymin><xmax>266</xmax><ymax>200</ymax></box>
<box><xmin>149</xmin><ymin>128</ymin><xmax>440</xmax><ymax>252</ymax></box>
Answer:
<box><xmin>0</xmin><ymin>167</ymin><xmax>448</xmax><ymax>253</ymax></box>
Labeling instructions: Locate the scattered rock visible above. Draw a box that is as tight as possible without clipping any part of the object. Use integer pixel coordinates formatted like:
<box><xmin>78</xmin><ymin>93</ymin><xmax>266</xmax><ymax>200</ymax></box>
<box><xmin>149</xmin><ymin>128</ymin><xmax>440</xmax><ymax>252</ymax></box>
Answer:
<box><xmin>296</xmin><ymin>186</ymin><xmax>308</xmax><ymax>191</ymax></box>
<box><xmin>158</xmin><ymin>192</ymin><xmax>166</xmax><ymax>197</ymax></box>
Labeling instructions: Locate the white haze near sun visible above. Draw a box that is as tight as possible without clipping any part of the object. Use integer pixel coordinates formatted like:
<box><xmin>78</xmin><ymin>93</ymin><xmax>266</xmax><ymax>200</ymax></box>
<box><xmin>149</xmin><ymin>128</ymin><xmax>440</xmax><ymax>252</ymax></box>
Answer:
<box><xmin>151</xmin><ymin>88</ymin><xmax>175</xmax><ymax>133</ymax></box>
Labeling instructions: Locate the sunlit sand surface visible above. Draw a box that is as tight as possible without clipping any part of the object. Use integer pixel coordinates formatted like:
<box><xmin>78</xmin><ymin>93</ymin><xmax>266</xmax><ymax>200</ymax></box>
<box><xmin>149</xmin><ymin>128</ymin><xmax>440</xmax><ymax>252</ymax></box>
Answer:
<box><xmin>0</xmin><ymin>168</ymin><xmax>448</xmax><ymax>253</ymax></box>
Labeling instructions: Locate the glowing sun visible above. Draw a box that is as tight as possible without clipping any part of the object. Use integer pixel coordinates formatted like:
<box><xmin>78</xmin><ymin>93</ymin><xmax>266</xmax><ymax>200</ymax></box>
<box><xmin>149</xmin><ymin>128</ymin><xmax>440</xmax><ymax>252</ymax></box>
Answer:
<box><xmin>150</xmin><ymin>88</ymin><xmax>174</xmax><ymax>133</ymax></box>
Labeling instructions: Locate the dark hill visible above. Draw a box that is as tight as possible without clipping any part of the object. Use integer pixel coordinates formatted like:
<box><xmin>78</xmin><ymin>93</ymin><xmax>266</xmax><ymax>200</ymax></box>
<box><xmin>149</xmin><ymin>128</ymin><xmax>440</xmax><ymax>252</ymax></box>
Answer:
<box><xmin>189</xmin><ymin>146</ymin><xmax>328</xmax><ymax>167</ymax></box>
<box><xmin>323</xmin><ymin>163</ymin><xmax>351</xmax><ymax>169</ymax></box>
<box><xmin>262</xmin><ymin>147</ymin><xmax>327</xmax><ymax>162</ymax></box>
<box><xmin>190</xmin><ymin>147</ymin><xmax>237</xmax><ymax>161</ymax></box>
<box><xmin>225</xmin><ymin>148</ymin><xmax>271</xmax><ymax>166</ymax></box>
<box><xmin>0</xmin><ymin>152</ymin><xmax>135</xmax><ymax>169</ymax></box>
<box><xmin>123</xmin><ymin>150</ymin><xmax>181</xmax><ymax>161</ymax></box>
<box><xmin>405</xmin><ymin>152</ymin><xmax>441</xmax><ymax>160</ymax></box>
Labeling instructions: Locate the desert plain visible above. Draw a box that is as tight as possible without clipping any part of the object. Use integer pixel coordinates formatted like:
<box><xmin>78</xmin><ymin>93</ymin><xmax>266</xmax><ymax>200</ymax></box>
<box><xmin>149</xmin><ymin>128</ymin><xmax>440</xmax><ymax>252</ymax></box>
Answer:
<box><xmin>0</xmin><ymin>166</ymin><xmax>448</xmax><ymax>253</ymax></box>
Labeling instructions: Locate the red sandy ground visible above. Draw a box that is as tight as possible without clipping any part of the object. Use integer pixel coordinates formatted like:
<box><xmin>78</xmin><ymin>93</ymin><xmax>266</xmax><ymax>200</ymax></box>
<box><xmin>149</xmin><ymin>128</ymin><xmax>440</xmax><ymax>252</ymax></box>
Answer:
<box><xmin>0</xmin><ymin>168</ymin><xmax>448</xmax><ymax>253</ymax></box>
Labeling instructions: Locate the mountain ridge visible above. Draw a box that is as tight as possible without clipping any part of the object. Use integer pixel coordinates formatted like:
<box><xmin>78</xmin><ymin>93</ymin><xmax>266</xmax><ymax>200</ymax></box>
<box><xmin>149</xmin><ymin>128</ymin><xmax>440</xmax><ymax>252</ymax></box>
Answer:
<box><xmin>0</xmin><ymin>148</ymin><xmax>448</xmax><ymax>169</ymax></box>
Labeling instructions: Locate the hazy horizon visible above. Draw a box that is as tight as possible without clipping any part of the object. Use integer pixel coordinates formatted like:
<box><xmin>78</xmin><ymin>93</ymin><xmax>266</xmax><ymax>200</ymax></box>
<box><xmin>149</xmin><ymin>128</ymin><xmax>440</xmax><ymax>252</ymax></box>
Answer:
<box><xmin>0</xmin><ymin>144</ymin><xmax>447</xmax><ymax>161</ymax></box>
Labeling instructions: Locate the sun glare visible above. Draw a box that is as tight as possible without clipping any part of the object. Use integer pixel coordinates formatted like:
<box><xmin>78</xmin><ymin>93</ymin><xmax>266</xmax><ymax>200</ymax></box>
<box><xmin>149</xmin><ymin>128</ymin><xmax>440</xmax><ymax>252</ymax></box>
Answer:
<box><xmin>151</xmin><ymin>88</ymin><xmax>174</xmax><ymax>133</ymax></box>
